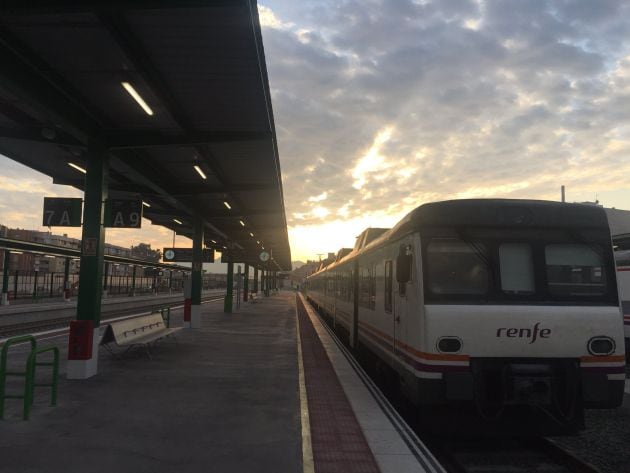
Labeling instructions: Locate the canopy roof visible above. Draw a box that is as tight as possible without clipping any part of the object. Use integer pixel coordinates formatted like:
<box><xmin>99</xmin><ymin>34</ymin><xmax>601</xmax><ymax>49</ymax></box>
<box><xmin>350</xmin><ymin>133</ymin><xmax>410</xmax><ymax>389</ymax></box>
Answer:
<box><xmin>0</xmin><ymin>0</ymin><xmax>290</xmax><ymax>270</ymax></box>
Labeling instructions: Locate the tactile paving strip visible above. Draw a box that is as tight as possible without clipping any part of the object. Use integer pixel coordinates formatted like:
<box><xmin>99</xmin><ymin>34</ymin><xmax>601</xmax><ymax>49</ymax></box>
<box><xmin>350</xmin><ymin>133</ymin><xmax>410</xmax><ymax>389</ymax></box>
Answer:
<box><xmin>297</xmin><ymin>296</ymin><xmax>381</xmax><ymax>473</ymax></box>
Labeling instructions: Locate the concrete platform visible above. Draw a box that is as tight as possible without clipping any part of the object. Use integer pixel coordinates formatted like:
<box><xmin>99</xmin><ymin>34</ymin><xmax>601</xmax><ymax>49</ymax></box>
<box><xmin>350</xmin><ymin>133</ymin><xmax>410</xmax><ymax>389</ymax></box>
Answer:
<box><xmin>1</xmin><ymin>293</ymin><xmax>301</xmax><ymax>473</ymax></box>
<box><xmin>0</xmin><ymin>291</ymin><xmax>441</xmax><ymax>473</ymax></box>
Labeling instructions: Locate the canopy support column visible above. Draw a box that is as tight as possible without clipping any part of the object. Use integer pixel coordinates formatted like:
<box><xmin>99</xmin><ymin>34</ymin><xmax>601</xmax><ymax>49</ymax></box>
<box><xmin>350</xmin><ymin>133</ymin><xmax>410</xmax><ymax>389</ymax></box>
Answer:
<box><xmin>243</xmin><ymin>264</ymin><xmax>249</xmax><ymax>302</ymax></box>
<box><xmin>68</xmin><ymin>141</ymin><xmax>108</xmax><ymax>380</ymax></box>
<box><xmin>190</xmin><ymin>217</ymin><xmax>203</xmax><ymax>328</ymax></box>
<box><xmin>224</xmin><ymin>258</ymin><xmax>234</xmax><ymax>313</ymax></box>
<box><xmin>253</xmin><ymin>266</ymin><xmax>259</xmax><ymax>294</ymax></box>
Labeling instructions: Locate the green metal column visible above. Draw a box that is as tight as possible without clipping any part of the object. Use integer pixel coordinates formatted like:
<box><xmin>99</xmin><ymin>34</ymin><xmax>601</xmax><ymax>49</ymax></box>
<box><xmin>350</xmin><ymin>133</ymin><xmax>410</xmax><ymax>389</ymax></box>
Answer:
<box><xmin>224</xmin><ymin>258</ymin><xmax>234</xmax><ymax>313</ymax></box>
<box><xmin>1</xmin><ymin>250</ymin><xmax>9</xmax><ymax>306</ymax></box>
<box><xmin>253</xmin><ymin>266</ymin><xmax>259</xmax><ymax>293</ymax></box>
<box><xmin>264</xmin><ymin>269</ymin><xmax>270</xmax><ymax>297</ymax></box>
<box><xmin>190</xmin><ymin>218</ymin><xmax>203</xmax><ymax>328</ymax></box>
<box><xmin>243</xmin><ymin>263</ymin><xmax>249</xmax><ymax>302</ymax></box>
<box><xmin>68</xmin><ymin>141</ymin><xmax>108</xmax><ymax>379</ymax></box>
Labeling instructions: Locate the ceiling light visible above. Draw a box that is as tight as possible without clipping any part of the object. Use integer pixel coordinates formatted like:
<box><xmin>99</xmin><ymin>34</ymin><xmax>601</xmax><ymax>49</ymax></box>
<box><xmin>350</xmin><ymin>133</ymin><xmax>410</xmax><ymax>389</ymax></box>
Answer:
<box><xmin>68</xmin><ymin>162</ymin><xmax>86</xmax><ymax>174</ymax></box>
<box><xmin>239</xmin><ymin>220</ymin><xmax>245</xmax><ymax>227</ymax></box>
<box><xmin>249</xmin><ymin>232</ymin><xmax>254</xmax><ymax>237</ymax></box>
<box><xmin>11</xmin><ymin>251</ymin><xmax>23</xmax><ymax>255</ymax></box>
<box><xmin>121</xmin><ymin>81</ymin><xmax>154</xmax><ymax>116</ymax></box>
<box><xmin>211</xmin><ymin>239</ymin><xmax>217</xmax><ymax>244</ymax></box>
<box><xmin>256</xmin><ymin>240</ymin><xmax>260</xmax><ymax>244</ymax></box>
<box><xmin>142</xmin><ymin>201</ymin><xmax>151</xmax><ymax>208</ymax></box>
<box><xmin>173</xmin><ymin>219</ymin><xmax>182</xmax><ymax>225</ymax></box>
<box><xmin>223</xmin><ymin>201</ymin><xmax>231</xmax><ymax>210</ymax></box>
<box><xmin>193</xmin><ymin>165</ymin><xmax>207</xmax><ymax>180</ymax></box>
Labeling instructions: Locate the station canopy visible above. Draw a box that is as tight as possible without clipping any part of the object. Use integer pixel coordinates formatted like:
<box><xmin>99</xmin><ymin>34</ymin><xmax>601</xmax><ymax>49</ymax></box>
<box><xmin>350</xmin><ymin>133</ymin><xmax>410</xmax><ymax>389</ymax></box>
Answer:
<box><xmin>0</xmin><ymin>0</ymin><xmax>291</xmax><ymax>270</ymax></box>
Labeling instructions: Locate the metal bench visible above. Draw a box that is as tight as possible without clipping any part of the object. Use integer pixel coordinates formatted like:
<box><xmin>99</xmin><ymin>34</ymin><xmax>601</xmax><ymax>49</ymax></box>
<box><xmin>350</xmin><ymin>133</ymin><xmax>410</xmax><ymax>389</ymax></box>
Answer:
<box><xmin>100</xmin><ymin>314</ymin><xmax>182</xmax><ymax>358</ymax></box>
<box><xmin>249</xmin><ymin>292</ymin><xmax>260</xmax><ymax>303</ymax></box>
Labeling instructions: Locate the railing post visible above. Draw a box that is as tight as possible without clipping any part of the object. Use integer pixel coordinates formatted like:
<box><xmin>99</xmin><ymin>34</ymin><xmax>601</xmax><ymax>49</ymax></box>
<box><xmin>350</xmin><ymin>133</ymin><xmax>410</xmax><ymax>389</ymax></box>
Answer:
<box><xmin>0</xmin><ymin>335</ymin><xmax>37</xmax><ymax>420</ymax></box>
<box><xmin>1</xmin><ymin>250</ymin><xmax>9</xmax><ymax>306</ymax></box>
<box><xmin>25</xmin><ymin>346</ymin><xmax>59</xmax><ymax>420</ymax></box>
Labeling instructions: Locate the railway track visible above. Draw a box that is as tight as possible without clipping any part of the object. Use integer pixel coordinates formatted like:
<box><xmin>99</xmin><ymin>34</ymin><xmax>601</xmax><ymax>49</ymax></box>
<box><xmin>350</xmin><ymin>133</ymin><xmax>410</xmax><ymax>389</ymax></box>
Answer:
<box><xmin>0</xmin><ymin>295</ymin><xmax>224</xmax><ymax>338</ymax></box>
<box><xmin>426</xmin><ymin>436</ymin><xmax>601</xmax><ymax>473</ymax></box>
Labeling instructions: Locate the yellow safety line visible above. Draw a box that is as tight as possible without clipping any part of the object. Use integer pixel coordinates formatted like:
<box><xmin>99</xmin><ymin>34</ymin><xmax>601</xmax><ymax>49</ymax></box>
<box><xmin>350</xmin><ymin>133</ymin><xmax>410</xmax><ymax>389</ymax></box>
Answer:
<box><xmin>296</xmin><ymin>299</ymin><xmax>315</xmax><ymax>473</ymax></box>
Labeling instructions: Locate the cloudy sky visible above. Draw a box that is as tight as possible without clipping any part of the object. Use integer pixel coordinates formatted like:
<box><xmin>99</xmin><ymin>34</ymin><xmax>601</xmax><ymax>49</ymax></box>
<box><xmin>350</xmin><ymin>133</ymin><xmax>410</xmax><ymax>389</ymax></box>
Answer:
<box><xmin>2</xmin><ymin>0</ymin><xmax>630</xmax><ymax>264</ymax></box>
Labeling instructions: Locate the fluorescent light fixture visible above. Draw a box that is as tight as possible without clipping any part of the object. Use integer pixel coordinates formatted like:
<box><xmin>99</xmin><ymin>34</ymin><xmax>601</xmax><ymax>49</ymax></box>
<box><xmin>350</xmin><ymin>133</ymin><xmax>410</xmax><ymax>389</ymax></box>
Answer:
<box><xmin>223</xmin><ymin>201</ymin><xmax>231</xmax><ymax>210</ymax></box>
<box><xmin>193</xmin><ymin>165</ymin><xmax>207</xmax><ymax>180</ymax></box>
<box><xmin>256</xmin><ymin>240</ymin><xmax>260</xmax><ymax>244</ymax></box>
<box><xmin>211</xmin><ymin>239</ymin><xmax>217</xmax><ymax>244</ymax></box>
<box><xmin>44</xmin><ymin>254</ymin><xmax>57</xmax><ymax>258</ymax></box>
<box><xmin>121</xmin><ymin>81</ymin><xmax>154</xmax><ymax>116</ymax></box>
<box><xmin>68</xmin><ymin>162</ymin><xmax>87</xmax><ymax>174</ymax></box>
<box><xmin>249</xmin><ymin>232</ymin><xmax>254</xmax><ymax>237</ymax></box>
<box><xmin>142</xmin><ymin>201</ymin><xmax>151</xmax><ymax>208</ymax></box>
<box><xmin>173</xmin><ymin>219</ymin><xmax>183</xmax><ymax>225</ymax></box>
<box><xmin>11</xmin><ymin>251</ymin><xmax>23</xmax><ymax>255</ymax></box>
<box><xmin>239</xmin><ymin>220</ymin><xmax>245</xmax><ymax>227</ymax></box>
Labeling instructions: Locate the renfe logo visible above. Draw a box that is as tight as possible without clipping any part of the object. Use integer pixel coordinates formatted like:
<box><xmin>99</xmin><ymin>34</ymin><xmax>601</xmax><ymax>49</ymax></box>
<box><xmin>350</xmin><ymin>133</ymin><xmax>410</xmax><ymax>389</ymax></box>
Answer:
<box><xmin>496</xmin><ymin>322</ymin><xmax>551</xmax><ymax>344</ymax></box>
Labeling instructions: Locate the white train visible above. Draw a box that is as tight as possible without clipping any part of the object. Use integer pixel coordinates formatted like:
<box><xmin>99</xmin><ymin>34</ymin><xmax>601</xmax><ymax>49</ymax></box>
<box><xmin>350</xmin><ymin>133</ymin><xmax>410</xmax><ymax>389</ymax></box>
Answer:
<box><xmin>614</xmin><ymin>247</ymin><xmax>630</xmax><ymax>340</ymax></box>
<box><xmin>305</xmin><ymin>199</ymin><xmax>625</xmax><ymax>433</ymax></box>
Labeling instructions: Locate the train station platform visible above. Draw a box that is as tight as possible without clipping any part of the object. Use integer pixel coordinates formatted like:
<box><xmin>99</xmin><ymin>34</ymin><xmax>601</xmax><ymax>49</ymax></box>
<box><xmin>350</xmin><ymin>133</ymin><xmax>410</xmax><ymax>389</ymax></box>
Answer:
<box><xmin>0</xmin><ymin>291</ymin><xmax>440</xmax><ymax>473</ymax></box>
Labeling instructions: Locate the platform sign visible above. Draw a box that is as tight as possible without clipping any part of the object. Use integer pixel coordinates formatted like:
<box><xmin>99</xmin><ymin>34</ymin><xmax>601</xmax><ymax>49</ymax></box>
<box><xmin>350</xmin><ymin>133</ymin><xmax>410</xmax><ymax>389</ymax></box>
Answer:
<box><xmin>83</xmin><ymin>237</ymin><xmax>97</xmax><ymax>256</ymax></box>
<box><xmin>220</xmin><ymin>250</ymin><xmax>260</xmax><ymax>264</ymax></box>
<box><xmin>42</xmin><ymin>197</ymin><xmax>82</xmax><ymax>227</ymax></box>
<box><xmin>105</xmin><ymin>199</ymin><xmax>143</xmax><ymax>228</ymax></box>
<box><xmin>162</xmin><ymin>248</ymin><xmax>214</xmax><ymax>263</ymax></box>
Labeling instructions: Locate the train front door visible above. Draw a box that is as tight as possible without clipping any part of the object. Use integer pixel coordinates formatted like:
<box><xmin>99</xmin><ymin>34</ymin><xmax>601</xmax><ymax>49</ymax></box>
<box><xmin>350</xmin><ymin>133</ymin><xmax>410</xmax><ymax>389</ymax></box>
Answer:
<box><xmin>393</xmin><ymin>244</ymin><xmax>413</xmax><ymax>362</ymax></box>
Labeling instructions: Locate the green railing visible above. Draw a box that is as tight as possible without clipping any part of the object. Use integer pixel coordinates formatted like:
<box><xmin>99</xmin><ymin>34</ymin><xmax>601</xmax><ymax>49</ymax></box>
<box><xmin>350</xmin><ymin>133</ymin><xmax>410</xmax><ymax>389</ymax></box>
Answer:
<box><xmin>0</xmin><ymin>335</ymin><xmax>59</xmax><ymax>420</ymax></box>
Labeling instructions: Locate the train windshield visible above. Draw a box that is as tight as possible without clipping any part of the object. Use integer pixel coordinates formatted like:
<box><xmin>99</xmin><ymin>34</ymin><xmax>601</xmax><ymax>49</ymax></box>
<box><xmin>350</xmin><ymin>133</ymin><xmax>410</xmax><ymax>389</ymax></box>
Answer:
<box><xmin>424</xmin><ymin>228</ymin><xmax>616</xmax><ymax>305</ymax></box>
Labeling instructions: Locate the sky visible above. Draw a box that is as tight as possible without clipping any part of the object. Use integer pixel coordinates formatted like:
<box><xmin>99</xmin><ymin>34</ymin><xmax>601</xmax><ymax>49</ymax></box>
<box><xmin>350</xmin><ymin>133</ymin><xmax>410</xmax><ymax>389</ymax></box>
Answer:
<box><xmin>2</xmin><ymin>0</ymin><xmax>630</xmax><ymax>265</ymax></box>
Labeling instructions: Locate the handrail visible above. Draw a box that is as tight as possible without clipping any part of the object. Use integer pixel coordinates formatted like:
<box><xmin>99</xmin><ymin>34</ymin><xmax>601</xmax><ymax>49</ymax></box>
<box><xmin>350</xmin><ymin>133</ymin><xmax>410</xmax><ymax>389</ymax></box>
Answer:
<box><xmin>24</xmin><ymin>346</ymin><xmax>59</xmax><ymax>420</ymax></box>
<box><xmin>0</xmin><ymin>335</ymin><xmax>37</xmax><ymax>419</ymax></box>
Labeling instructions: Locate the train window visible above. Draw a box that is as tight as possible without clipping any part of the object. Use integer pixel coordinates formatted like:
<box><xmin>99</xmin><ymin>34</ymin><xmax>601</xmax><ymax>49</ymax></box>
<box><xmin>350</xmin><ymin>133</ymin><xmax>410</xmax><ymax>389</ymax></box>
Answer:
<box><xmin>384</xmin><ymin>260</ymin><xmax>393</xmax><ymax>312</ymax></box>
<box><xmin>499</xmin><ymin>244</ymin><xmax>534</xmax><ymax>294</ymax></box>
<box><xmin>545</xmin><ymin>244</ymin><xmax>606</xmax><ymax>296</ymax></box>
<box><xmin>426</xmin><ymin>239</ymin><xmax>488</xmax><ymax>295</ymax></box>
<box><xmin>359</xmin><ymin>266</ymin><xmax>376</xmax><ymax>310</ymax></box>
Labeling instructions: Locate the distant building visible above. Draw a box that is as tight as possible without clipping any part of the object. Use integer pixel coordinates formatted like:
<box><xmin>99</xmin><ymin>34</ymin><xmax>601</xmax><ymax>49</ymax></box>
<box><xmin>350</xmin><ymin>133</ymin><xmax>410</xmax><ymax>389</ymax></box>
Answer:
<box><xmin>0</xmin><ymin>225</ymin><xmax>163</xmax><ymax>274</ymax></box>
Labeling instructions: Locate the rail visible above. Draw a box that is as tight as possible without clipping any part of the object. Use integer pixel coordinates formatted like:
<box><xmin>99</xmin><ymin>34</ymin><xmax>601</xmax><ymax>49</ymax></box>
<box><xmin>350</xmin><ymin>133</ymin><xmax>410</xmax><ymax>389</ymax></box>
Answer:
<box><xmin>0</xmin><ymin>335</ymin><xmax>59</xmax><ymax>420</ymax></box>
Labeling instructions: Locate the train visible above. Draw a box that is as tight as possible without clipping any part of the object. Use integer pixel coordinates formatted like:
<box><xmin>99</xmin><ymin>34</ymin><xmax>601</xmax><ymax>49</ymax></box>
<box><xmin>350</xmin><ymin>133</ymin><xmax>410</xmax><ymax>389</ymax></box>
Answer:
<box><xmin>614</xmin><ymin>248</ymin><xmax>630</xmax><ymax>342</ymax></box>
<box><xmin>305</xmin><ymin>199</ymin><xmax>625</xmax><ymax>434</ymax></box>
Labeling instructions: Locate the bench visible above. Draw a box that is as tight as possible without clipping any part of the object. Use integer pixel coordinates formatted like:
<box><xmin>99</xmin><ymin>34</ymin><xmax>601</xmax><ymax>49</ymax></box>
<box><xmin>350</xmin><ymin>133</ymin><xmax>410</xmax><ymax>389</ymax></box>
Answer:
<box><xmin>100</xmin><ymin>314</ymin><xmax>182</xmax><ymax>358</ymax></box>
<box><xmin>249</xmin><ymin>292</ymin><xmax>260</xmax><ymax>303</ymax></box>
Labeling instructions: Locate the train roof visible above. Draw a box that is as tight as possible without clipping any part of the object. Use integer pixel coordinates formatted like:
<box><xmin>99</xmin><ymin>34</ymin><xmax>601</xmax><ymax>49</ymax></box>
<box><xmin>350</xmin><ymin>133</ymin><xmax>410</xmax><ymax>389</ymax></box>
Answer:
<box><xmin>308</xmin><ymin>199</ymin><xmax>611</xmax><ymax>277</ymax></box>
<box><xmin>392</xmin><ymin>199</ymin><xmax>609</xmax><ymax>234</ymax></box>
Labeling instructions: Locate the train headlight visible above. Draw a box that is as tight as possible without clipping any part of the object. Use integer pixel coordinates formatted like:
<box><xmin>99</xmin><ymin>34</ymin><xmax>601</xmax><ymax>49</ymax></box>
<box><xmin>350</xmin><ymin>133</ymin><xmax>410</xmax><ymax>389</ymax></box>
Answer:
<box><xmin>437</xmin><ymin>336</ymin><xmax>462</xmax><ymax>353</ymax></box>
<box><xmin>587</xmin><ymin>336</ymin><xmax>615</xmax><ymax>356</ymax></box>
